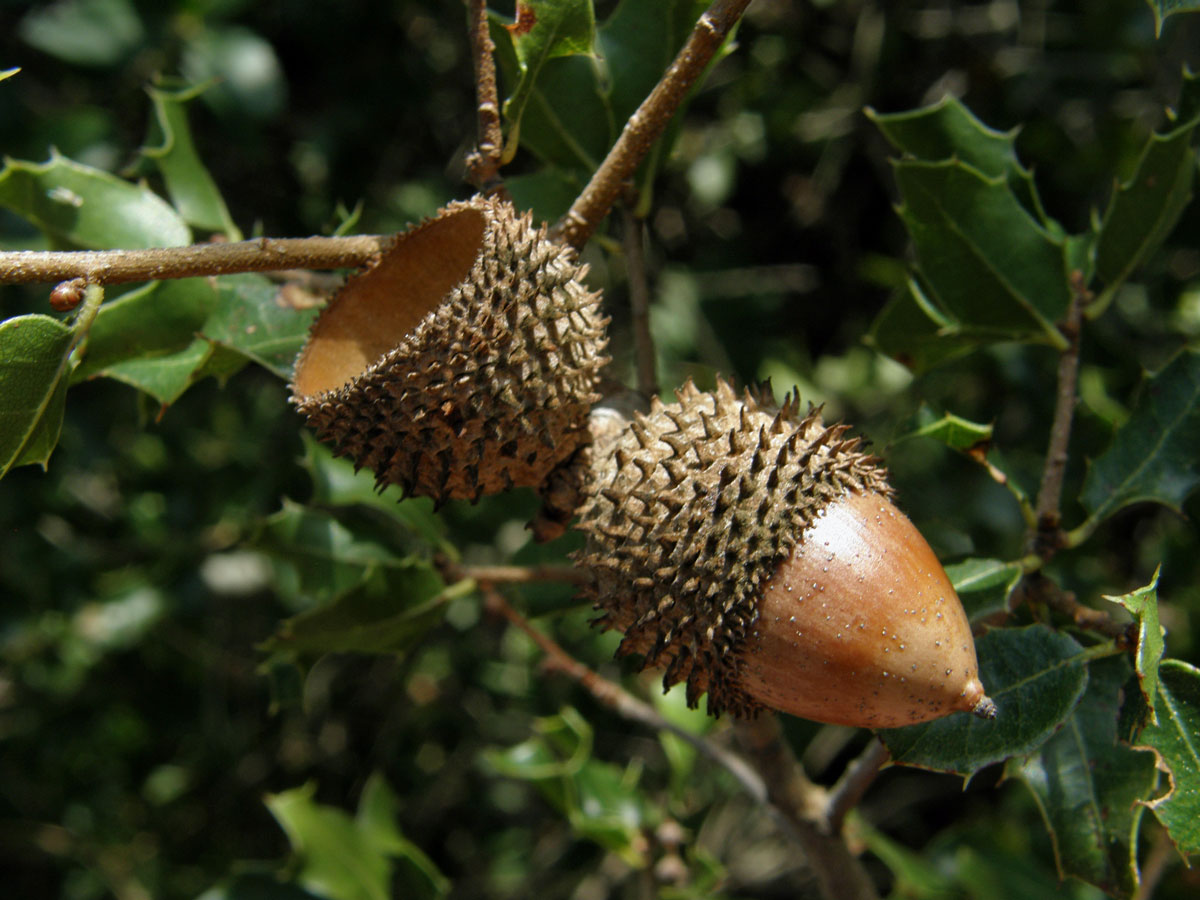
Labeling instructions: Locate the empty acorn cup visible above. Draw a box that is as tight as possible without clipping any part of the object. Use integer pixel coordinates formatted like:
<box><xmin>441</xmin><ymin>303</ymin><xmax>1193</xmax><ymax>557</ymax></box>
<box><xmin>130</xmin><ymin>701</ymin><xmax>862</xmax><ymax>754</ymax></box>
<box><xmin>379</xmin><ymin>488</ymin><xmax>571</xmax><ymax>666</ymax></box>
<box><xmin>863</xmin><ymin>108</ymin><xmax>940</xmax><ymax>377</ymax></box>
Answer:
<box><xmin>290</xmin><ymin>194</ymin><xmax>610</xmax><ymax>504</ymax></box>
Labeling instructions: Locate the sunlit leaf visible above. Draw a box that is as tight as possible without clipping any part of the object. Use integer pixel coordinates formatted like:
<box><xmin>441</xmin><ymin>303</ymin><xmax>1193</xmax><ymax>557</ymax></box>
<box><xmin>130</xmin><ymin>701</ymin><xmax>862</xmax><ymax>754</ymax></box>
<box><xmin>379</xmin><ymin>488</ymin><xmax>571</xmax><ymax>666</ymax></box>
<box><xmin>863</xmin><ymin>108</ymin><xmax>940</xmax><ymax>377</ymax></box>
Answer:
<box><xmin>496</xmin><ymin>0</ymin><xmax>597</xmax><ymax>160</ymax></box>
<box><xmin>1010</xmin><ymin>656</ymin><xmax>1157</xmax><ymax>897</ymax></box>
<box><xmin>140</xmin><ymin>83</ymin><xmax>242</xmax><ymax>238</ymax></box>
<box><xmin>1105</xmin><ymin>569</ymin><xmax>1165</xmax><ymax>725</ymax></box>
<box><xmin>903</xmin><ymin>406</ymin><xmax>993</xmax><ymax>451</ymax></box>
<box><xmin>355</xmin><ymin>775</ymin><xmax>449</xmax><ymax>899</ymax></box>
<box><xmin>1081</xmin><ymin>348</ymin><xmax>1200</xmax><ymax>523</ymax></box>
<box><xmin>0</xmin><ymin>151</ymin><xmax>190</xmax><ymax>249</ymax></box>
<box><xmin>1135</xmin><ymin>659</ymin><xmax>1200</xmax><ymax>859</ymax></box>
<box><xmin>0</xmin><ymin>314</ymin><xmax>74</xmax><ymax>476</ymax></box>
<box><xmin>265</xmin><ymin>784</ymin><xmax>391</xmax><ymax>900</ymax></box>
<box><xmin>1095</xmin><ymin>99</ymin><xmax>1198</xmax><ymax>291</ymax></box>
<box><xmin>892</xmin><ymin>158</ymin><xmax>1072</xmax><ymax>346</ymax></box>
<box><xmin>880</xmin><ymin>626</ymin><xmax>1089</xmax><ymax>775</ymax></box>
<box><xmin>73</xmin><ymin>274</ymin><xmax>316</xmax><ymax>403</ymax></box>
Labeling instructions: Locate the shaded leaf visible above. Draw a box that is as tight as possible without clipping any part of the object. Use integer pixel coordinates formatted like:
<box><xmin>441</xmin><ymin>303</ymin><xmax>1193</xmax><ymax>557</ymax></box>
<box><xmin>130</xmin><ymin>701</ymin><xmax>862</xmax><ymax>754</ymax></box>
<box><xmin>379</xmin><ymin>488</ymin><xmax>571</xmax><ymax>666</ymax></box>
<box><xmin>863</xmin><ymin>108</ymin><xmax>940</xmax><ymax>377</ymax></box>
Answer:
<box><xmin>0</xmin><ymin>314</ymin><xmax>74</xmax><ymax>476</ymax></box>
<box><xmin>140</xmin><ymin>82</ymin><xmax>241</xmax><ymax>238</ymax></box>
<box><xmin>0</xmin><ymin>150</ymin><xmax>190</xmax><ymax>249</ymax></box>
<box><xmin>202</xmin><ymin>274</ymin><xmax>318</xmax><ymax>378</ymax></box>
<box><xmin>1135</xmin><ymin>659</ymin><xmax>1200</xmax><ymax>858</ymax></box>
<box><xmin>1081</xmin><ymin>348</ymin><xmax>1200</xmax><ymax>523</ymax></box>
<box><xmin>865</xmin><ymin>281</ymin><xmax>974</xmax><ymax>372</ymax></box>
<box><xmin>18</xmin><ymin>0</ymin><xmax>143</xmax><ymax>67</ymax></box>
<box><xmin>253</xmin><ymin>499</ymin><xmax>433</xmax><ymax>606</ymax></box>
<box><xmin>1145</xmin><ymin>0</ymin><xmax>1200</xmax><ymax>36</ymax></box>
<box><xmin>1105</xmin><ymin>569</ymin><xmax>1165</xmax><ymax>725</ymax></box>
<box><xmin>880</xmin><ymin>626</ymin><xmax>1089</xmax><ymax>775</ymax></box>
<box><xmin>1095</xmin><ymin>103</ymin><xmax>1198</xmax><ymax>290</ymax></box>
<box><xmin>498</xmin><ymin>0</ymin><xmax>597</xmax><ymax>158</ymax></box>
<box><xmin>197</xmin><ymin>871</ymin><xmax>326</xmax><ymax>900</ymax></box>
<box><xmin>892</xmin><ymin>158</ymin><xmax>1072</xmax><ymax>345</ymax></box>
<box><xmin>1010</xmin><ymin>656</ymin><xmax>1157</xmax><ymax>897</ymax></box>
<box><xmin>597</xmin><ymin>0</ymin><xmax>706</xmax><ymax>131</ymax></box>
<box><xmin>868</xmin><ymin>96</ymin><xmax>1054</xmax><ymax>228</ymax></box>
<box><xmin>298</xmin><ymin>434</ymin><xmax>449</xmax><ymax>553</ymax></box>
<box><xmin>945</xmin><ymin>558</ymin><xmax>1022</xmax><ymax>624</ymax></box>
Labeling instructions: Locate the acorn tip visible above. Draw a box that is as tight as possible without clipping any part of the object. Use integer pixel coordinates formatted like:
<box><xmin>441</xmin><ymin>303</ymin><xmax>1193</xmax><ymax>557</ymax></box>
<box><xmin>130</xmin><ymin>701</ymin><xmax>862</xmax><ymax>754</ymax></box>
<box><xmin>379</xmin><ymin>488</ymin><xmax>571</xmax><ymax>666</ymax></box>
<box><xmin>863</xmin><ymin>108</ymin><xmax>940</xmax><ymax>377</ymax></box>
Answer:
<box><xmin>972</xmin><ymin>695</ymin><xmax>998</xmax><ymax>720</ymax></box>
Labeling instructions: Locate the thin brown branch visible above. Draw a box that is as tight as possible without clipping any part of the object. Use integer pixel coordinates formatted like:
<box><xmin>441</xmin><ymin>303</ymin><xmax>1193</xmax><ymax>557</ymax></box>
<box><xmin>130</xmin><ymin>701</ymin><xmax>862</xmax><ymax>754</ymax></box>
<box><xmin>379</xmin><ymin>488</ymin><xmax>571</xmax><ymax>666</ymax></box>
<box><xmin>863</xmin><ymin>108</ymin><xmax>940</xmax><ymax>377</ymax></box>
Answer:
<box><xmin>825</xmin><ymin>738</ymin><xmax>889</xmax><ymax>834</ymax></box>
<box><xmin>482</xmin><ymin>588</ymin><xmax>769</xmax><ymax>805</ymax></box>
<box><xmin>551</xmin><ymin>0</ymin><xmax>751</xmax><ymax>250</ymax></box>
<box><xmin>734</xmin><ymin>717</ymin><xmax>881</xmax><ymax>900</ymax></box>
<box><xmin>464</xmin><ymin>0</ymin><xmax>505</xmax><ymax>192</ymax></box>
<box><xmin>442</xmin><ymin>561</ymin><xmax>589</xmax><ymax>586</ymax></box>
<box><xmin>1021</xmin><ymin>574</ymin><xmax>1137</xmax><ymax>644</ymax></box>
<box><xmin>621</xmin><ymin>207</ymin><xmax>658</xmax><ymax>397</ymax></box>
<box><xmin>1030</xmin><ymin>271</ymin><xmax>1088</xmax><ymax>559</ymax></box>
<box><xmin>0</xmin><ymin>235</ymin><xmax>393</xmax><ymax>286</ymax></box>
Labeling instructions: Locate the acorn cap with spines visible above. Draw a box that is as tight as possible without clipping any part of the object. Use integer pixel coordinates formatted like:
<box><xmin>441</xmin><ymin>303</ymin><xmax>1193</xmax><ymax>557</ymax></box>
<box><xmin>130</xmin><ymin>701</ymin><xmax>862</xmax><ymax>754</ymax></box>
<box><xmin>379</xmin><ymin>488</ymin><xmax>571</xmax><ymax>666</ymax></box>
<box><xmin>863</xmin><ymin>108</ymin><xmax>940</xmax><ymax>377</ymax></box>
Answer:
<box><xmin>290</xmin><ymin>193</ymin><xmax>610</xmax><ymax>505</ymax></box>
<box><xmin>573</xmin><ymin>378</ymin><xmax>993</xmax><ymax>727</ymax></box>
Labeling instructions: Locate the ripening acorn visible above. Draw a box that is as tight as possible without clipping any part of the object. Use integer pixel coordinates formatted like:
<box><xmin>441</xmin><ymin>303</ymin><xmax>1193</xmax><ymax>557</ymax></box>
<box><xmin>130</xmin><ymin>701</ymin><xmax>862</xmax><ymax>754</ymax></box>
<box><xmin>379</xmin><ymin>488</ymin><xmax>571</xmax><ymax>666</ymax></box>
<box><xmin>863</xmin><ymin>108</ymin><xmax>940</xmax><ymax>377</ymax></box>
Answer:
<box><xmin>291</xmin><ymin>194</ymin><xmax>609</xmax><ymax>505</ymax></box>
<box><xmin>572</xmin><ymin>379</ymin><xmax>996</xmax><ymax>728</ymax></box>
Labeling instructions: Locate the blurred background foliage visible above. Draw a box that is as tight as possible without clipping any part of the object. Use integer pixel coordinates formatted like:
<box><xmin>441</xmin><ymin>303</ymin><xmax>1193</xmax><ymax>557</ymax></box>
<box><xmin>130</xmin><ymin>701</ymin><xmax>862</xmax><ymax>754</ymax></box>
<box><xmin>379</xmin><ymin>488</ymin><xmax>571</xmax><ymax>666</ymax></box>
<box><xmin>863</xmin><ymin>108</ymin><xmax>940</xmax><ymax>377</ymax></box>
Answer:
<box><xmin>2</xmin><ymin>1</ymin><xmax>1200</xmax><ymax>898</ymax></box>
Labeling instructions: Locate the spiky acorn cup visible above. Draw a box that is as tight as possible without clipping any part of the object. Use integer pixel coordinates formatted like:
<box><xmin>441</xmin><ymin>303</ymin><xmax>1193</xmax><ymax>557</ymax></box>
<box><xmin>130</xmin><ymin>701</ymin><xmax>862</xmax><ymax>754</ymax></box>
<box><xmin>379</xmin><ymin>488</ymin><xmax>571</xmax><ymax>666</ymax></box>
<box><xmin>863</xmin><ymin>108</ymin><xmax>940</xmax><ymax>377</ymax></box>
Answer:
<box><xmin>574</xmin><ymin>379</ymin><xmax>996</xmax><ymax>728</ymax></box>
<box><xmin>290</xmin><ymin>194</ymin><xmax>609</xmax><ymax>504</ymax></box>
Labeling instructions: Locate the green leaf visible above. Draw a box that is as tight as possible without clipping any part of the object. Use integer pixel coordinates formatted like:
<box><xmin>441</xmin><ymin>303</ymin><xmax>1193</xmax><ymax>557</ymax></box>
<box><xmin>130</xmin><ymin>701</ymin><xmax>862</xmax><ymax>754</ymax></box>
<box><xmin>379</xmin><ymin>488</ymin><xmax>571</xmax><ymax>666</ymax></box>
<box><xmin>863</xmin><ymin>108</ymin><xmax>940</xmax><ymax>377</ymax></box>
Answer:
<box><xmin>1095</xmin><ymin>106</ymin><xmax>1198</xmax><ymax>291</ymax></box>
<box><xmin>253</xmin><ymin>499</ymin><xmax>438</xmax><ymax>606</ymax></box>
<box><xmin>945</xmin><ymin>558</ymin><xmax>1022</xmax><ymax>624</ymax></box>
<box><xmin>892</xmin><ymin>158</ymin><xmax>1072</xmax><ymax>346</ymax></box>
<box><xmin>1135</xmin><ymin>659</ymin><xmax>1200</xmax><ymax>858</ymax></box>
<box><xmin>498</xmin><ymin>0</ymin><xmax>598</xmax><ymax>159</ymax></box>
<box><xmin>0</xmin><ymin>151</ymin><xmax>190</xmax><ymax>249</ymax></box>
<box><xmin>18</xmin><ymin>0</ymin><xmax>144</xmax><ymax>67</ymax></box>
<box><xmin>355</xmin><ymin>775</ymin><xmax>449</xmax><ymax>899</ymax></box>
<box><xmin>298</xmin><ymin>434</ymin><xmax>450</xmax><ymax>553</ymax></box>
<box><xmin>598</xmin><ymin>1</ymin><xmax>705</xmax><ymax>131</ymax></box>
<box><xmin>140</xmin><ymin>83</ymin><xmax>242</xmax><ymax>238</ymax></box>
<box><xmin>1010</xmin><ymin>656</ymin><xmax>1157</xmax><ymax>897</ymax></box>
<box><xmin>904</xmin><ymin>406</ymin><xmax>993</xmax><ymax>451</ymax></box>
<box><xmin>865</xmin><ymin>281</ymin><xmax>974</xmax><ymax>372</ymax></box>
<box><xmin>1105</xmin><ymin>569</ymin><xmax>1165</xmax><ymax>725</ymax></box>
<box><xmin>0</xmin><ymin>315</ymin><xmax>75</xmax><ymax>476</ymax></box>
<box><xmin>484</xmin><ymin>708</ymin><xmax>651</xmax><ymax>866</ymax></box>
<box><xmin>74</xmin><ymin>274</ymin><xmax>317</xmax><ymax>403</ymax></box>
<box><xmin>265</xmin><ymin>784</ymin><xmax>392</xmax><ymax>900</ymax></box>
<box><xmin>880</xmin><ymin>626</ymin><xmax>1089</xmax><ymax>776</ymax></box>
<box><xmin>198</xmin><ymin>872</ymin><xmax>326</xmax><ymax>900</ymax></box>
<box><xmin>201</xmin><ymin>274</ymin><xmax>318</xmax><ymax>378</ymax></box>
<box><xmin>1080</xmin><ymin>348</ymin><xmax>1200</xmax><ymax>524</ymax></box>
<box><xmin>490</xmin><ymin>18</ymin><xmax>609</xmax><ymax>171</ymax></box>
<box><xmin>1</xmin><ymin>68</ymin><xmax>19</xmax><ymax>83</ymax></box>
<box><xmin>868</xmin><ymin>96</ymin><xmax>1054</xmax><ymax>229</ymax></box>
<box><xmin>1145</xmin><ymin>0</ymin><xmax>1200</xmax><ymax>36</ymax></box>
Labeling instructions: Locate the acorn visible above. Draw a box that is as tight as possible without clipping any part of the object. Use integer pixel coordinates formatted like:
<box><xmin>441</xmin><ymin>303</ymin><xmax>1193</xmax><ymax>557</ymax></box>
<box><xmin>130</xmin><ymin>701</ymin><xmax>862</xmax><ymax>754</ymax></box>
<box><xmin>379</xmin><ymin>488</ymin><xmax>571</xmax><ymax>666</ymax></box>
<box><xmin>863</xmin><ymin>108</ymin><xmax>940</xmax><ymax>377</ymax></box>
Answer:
<box><xmin>290</xmin><ymin>194</ymin><xmax>609</xmax><ymax>504</ymax></box>
<box><xmin>573</xmin><ymin>379</ymin><xmax>995</xmax><ymax>728</ymax></box>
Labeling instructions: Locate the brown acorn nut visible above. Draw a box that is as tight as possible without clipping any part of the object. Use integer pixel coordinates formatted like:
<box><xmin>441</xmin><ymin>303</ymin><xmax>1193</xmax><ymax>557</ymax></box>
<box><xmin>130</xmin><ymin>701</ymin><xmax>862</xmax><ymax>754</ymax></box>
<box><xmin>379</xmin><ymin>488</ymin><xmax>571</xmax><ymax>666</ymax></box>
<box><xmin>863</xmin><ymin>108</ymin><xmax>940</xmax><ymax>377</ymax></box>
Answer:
<box><xmin>573</xmin><ymin>378</ymin><xmax>995</xmax><ymax>727</ymax></box>
<box><xmin>290</xmin><ymin>194</ymin><xmax>609</xmax><ymax>504</ymax></box>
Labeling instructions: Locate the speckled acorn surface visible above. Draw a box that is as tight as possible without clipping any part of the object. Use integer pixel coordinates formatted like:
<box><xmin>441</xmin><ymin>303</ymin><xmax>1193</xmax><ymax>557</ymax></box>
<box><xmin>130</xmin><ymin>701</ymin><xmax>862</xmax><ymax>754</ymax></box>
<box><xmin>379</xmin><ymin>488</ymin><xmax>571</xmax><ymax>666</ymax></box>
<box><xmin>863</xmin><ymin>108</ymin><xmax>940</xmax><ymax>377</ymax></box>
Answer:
<box><xmin>290</xmin><ymin>193</ymin><xmax>609</xmax><ymax>505</ymax></box>
<box><xmin>571</xmin><ymin>378</ymin><xmax>995</xmax><ymax>727</ymax></box>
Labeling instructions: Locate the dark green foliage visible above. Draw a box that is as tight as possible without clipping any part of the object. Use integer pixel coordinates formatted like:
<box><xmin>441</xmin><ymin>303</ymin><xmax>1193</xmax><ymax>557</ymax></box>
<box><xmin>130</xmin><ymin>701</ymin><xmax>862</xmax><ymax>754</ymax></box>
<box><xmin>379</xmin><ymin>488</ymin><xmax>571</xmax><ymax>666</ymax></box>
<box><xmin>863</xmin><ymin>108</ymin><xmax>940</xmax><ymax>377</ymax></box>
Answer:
<box><xmin>4</xmin><ymin>2</ymin><xmax>1200</xmax><ymax>899</ymax></box>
